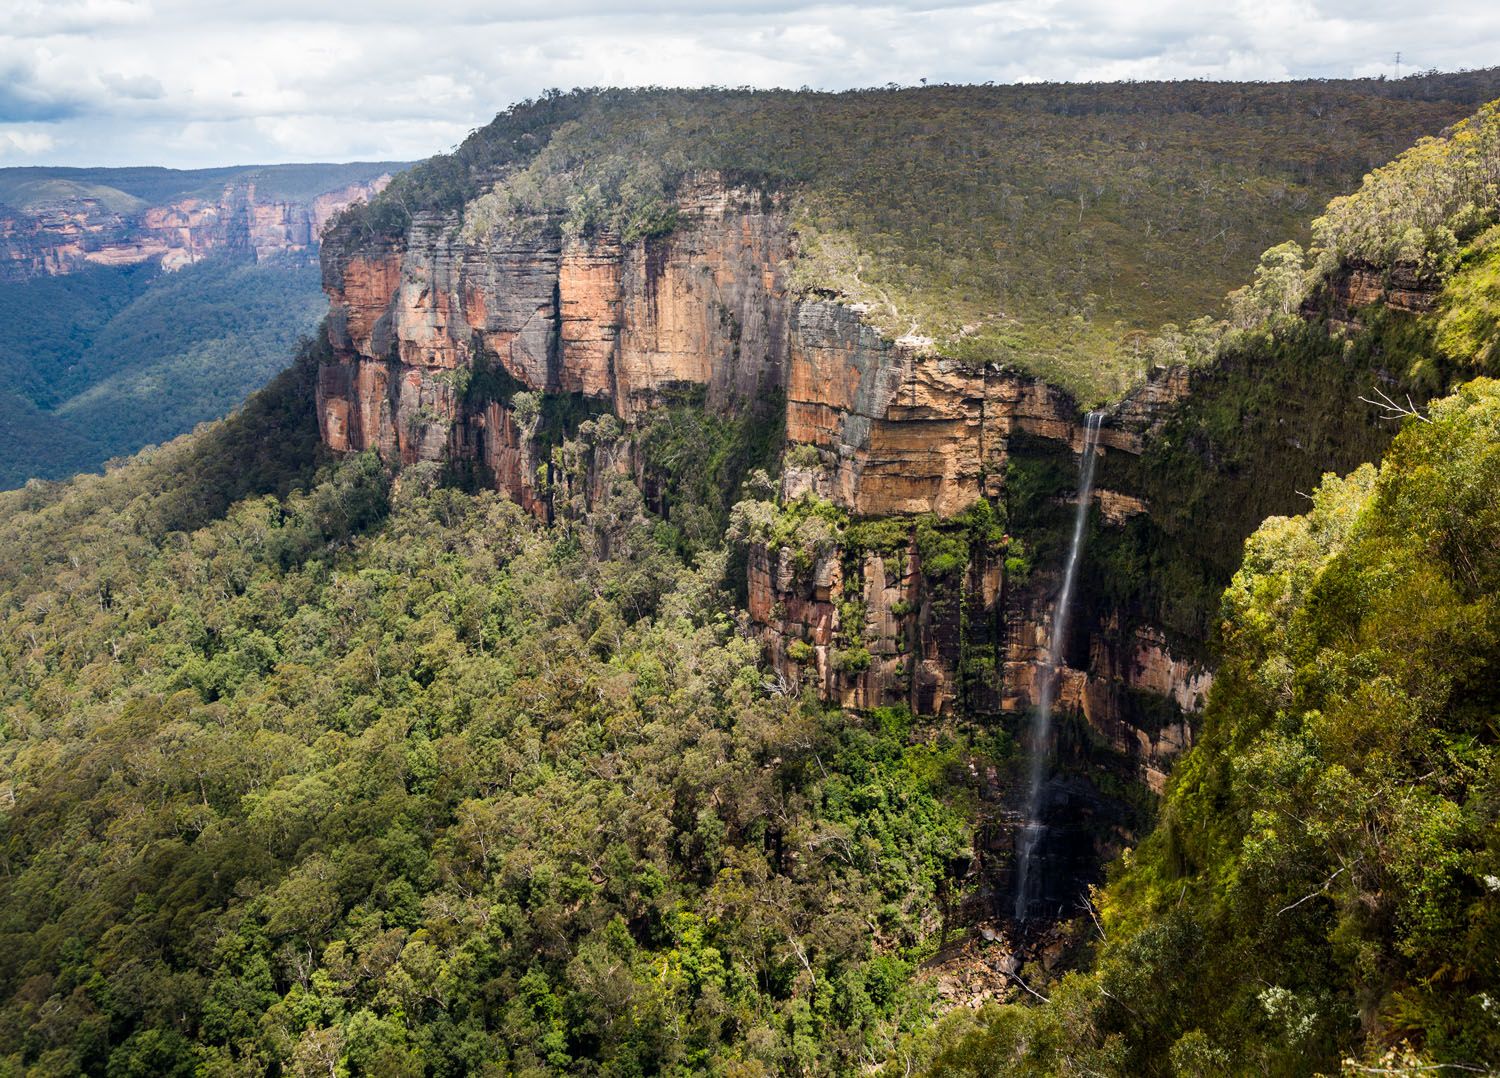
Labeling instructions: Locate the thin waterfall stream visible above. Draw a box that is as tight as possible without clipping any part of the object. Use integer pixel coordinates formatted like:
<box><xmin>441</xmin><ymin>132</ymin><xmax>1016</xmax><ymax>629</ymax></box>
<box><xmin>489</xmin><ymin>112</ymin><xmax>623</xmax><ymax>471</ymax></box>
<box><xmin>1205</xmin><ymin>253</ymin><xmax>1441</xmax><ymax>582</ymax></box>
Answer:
<box><xmin>1013</xmin><ymin>411</ymin><xmax>1104</xmax><ymax>923</ymax></box>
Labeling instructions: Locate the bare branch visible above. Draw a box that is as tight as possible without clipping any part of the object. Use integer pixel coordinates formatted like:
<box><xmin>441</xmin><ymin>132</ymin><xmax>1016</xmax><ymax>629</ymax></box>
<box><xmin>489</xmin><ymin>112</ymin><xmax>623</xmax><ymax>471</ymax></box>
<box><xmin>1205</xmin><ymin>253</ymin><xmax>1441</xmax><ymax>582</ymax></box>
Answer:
<box><xmin>1359</xmin><ymin>386</ymin><xmax>1430</xmax><ymax>423</ymax></box>
<box><xmin>1003</xmin><ymin>968</ymin><xmax>1051</xmax><ymax>1004</ymax></box>
<box><xmin>1080</xmin><ymin>889</ymin><xmax>1107</xmax><ymax>942</ymax></box>
<box><xmin>1277</xmin><ymin>865</ymin><xmax>1347</xmax><ymax>917</ymax></box>
<box><xmin>1343</xmin><ymin>1063</ymin><xmax>1491</xmax><ymax>1074</ymax></box>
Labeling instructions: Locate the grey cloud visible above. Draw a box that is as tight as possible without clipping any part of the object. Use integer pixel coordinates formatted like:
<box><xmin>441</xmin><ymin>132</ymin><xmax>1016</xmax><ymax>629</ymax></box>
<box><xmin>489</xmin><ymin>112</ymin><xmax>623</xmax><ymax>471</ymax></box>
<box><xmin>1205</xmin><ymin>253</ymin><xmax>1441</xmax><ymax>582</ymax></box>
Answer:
<box><xmin>2</xmin><ymin>0</ymin><xmax>1497</xmax><ymax>166</ymax></box>
<box><xmin>99</xmin><ymin>72</ymin><xmax>165</xmax><ymax>99</ymax></box>
<box><xmin>0</xmin><ymin>62</ymin><xmax>85</xmax><ymax>122</ymax></box>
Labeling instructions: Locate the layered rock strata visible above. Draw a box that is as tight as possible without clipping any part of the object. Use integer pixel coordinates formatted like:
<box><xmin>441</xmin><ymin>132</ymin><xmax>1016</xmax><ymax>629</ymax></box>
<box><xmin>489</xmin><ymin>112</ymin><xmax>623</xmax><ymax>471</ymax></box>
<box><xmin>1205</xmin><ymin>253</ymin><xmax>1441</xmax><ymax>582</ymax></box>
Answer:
<box><xmin>320</xmin><ymin>177</ymin><xmax>790</xmax><ymax>475</ymax></box>
<box><xmin>0</xmin><ymin>176</ymin><xmax>390</xmax><ymax>281</ymax></box>
<box><xmin>1304</xmin><ymin>259</ymin><xmax>1442</xmax><ymax>329</ymax></box>
<box><xmin>317</xmin><ymin>173</ymin><xmax>1209</xmax><ymax>772</ymax></box>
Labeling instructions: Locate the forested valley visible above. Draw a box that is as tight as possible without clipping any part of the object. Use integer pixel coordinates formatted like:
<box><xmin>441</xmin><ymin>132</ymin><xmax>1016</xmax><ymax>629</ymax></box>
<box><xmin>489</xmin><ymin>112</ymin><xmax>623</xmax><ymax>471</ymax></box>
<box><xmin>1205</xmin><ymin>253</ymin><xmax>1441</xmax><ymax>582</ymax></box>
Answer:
<box><xmin>2</xmin><ymin>77</ymin><xmax>1500</xmax><ymax>1077</ymax></box>
<box><xmin>0</xmin><ymin>256</ymin><xmax>326</xmax><ymax>489</ymax></box>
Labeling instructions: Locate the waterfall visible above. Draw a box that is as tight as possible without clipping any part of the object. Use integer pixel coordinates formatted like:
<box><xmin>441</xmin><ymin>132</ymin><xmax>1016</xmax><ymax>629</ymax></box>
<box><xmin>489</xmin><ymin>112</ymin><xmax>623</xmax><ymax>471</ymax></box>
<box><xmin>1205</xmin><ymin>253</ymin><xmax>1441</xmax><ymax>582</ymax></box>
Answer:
<box><xmin>1013</xmin><ymin>411</ymin><xmax>1103</xmax><ymax>923</ymax></box>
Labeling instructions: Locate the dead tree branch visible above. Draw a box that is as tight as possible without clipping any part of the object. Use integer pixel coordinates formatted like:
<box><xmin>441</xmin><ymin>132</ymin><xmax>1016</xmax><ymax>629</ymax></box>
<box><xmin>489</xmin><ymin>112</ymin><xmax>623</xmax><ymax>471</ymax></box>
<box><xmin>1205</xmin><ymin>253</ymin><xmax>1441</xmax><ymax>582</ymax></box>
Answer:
<box><xmin>1003</xmin><ymin>968</ymin><xmax>1052</xmax><ymax>1004</ymax></box>
<box><xmin>1360</xmin><ymin>386</ymin><xmax>1430</xmax><ymax>423</ymax></box>
<box><xmin>1277</xmin><ymin>865</ymin><xmax>1347</xmax><ymax>917</ymax></box>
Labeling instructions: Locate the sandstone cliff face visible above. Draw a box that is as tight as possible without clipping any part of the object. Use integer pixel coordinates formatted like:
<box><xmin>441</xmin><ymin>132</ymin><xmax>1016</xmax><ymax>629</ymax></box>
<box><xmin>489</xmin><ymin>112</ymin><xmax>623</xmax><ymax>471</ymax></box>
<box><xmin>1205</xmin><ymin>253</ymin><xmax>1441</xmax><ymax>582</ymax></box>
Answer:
<box><xmin>319</xmin><ymin>176</ymin><xmax>791</xmax><ymax>483</ymax></box>
<box><xmin>1304</xmin><ymin>259</ymin><xmax>1442</xmax><ymax>329</ymax></box>
<box><xmin>319</xmin><ymin>172</ymin><xmax>1197</xmax><ymax>517</ymax></box>
<box><xmin>318</xmin><ymin>173</ymin><xmax>1213</xmax><ymax>792</ymax></box>
<box><xmin>0</xmin><ymin>176</ymin><xmax>389</xmax><ymax>281</ymax></box>
<box><xmin>785</xmin><ymin>306</ymin><xmax>1092</xmax><ymax>516</ymax></box>
<box><xmin>743</xmin><ymin>498</ymin><xmax>1211</xmax><ymax>777</ymax></box>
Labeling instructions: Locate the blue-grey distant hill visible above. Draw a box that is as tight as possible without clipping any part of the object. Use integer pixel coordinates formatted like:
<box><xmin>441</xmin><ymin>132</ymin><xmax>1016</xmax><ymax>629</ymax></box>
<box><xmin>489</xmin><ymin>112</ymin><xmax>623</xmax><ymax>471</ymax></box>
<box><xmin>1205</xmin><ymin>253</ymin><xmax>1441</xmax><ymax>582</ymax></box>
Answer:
<box><xmin>0</xmin><ymin>160</ymin><xmax>410</xmax><ymax>489</ymax></box>
<box><xmin>0</xmin><ymin>161</ymin><xmax>408</xmax><ymax>211</ymax></box>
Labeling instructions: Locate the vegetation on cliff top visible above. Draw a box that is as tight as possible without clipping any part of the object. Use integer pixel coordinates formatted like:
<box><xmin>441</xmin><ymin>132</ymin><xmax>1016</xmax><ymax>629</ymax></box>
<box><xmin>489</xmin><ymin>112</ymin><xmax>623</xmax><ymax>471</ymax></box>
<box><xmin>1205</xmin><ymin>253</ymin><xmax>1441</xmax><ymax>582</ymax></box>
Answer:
<box><xmin>1311</xmin><ymin>99</ymin><xmax>1500</xmax><ymax>277</ymax></box>
<box><xmin>334</xmin><ymin>72</ymin><xmax>1500</xmax><ymax>402</ymax></box>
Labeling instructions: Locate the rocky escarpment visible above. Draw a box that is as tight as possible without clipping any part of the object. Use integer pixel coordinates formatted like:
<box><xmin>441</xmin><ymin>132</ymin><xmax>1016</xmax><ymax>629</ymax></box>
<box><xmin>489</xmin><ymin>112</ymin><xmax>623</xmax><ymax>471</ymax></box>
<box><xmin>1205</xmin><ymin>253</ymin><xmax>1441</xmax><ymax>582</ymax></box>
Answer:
<box><xmin>317</xmin><ymin>173</ymin><xmax>1208</xmax><ymax>785</ymax></box>
<box><xmin>1303</xmin><ymin>258</ymin><xmax>1443</xmax><ymax>329</ymax></box>
<box><xmin>0</xmin><ymin>176</ymin><xmax>391</xmax><ymax>281</ymax></box>
<box><xmin>757</xmin><ymin>359</ymin><xmax>1202</xmax><ymax>766</ymax></box>
<box><xmin>316</xmin><ymin>169</ymin><xmax>1465</xmax><ymax>923</ymax></box>
<box><xmin>319</xmin><ymin>176</ymin><xmax>789</xmax><ymax>476</ymax></box>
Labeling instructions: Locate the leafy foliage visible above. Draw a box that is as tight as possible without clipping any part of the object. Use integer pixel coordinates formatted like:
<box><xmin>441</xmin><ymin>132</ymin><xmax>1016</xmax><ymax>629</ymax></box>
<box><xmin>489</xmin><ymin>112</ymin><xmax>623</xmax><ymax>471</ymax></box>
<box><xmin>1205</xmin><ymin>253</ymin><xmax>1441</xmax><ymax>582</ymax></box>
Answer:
<box><xmin>0</xmin><ymin>388</ymin><xmax>989</xmax><ymax>1074</ymax></box>
<box><xmin>634</xmin><ymin>387</ymin><xmax>786</xmax><ymax>559</ymax></box>
<box><xmin>1435</xmin><ymin>223</ymin><xmax>1500</xmax><ymax>367</ymax></box>
<box><xmin>901</xmin><ymin>379</ymin><xmax>1500</xmax><ymax>1075</ymax></box>
<box><xmin>1311</xmin><ymin>100</ymin><xmax>1500</xmax><ymax>277</ymax></box>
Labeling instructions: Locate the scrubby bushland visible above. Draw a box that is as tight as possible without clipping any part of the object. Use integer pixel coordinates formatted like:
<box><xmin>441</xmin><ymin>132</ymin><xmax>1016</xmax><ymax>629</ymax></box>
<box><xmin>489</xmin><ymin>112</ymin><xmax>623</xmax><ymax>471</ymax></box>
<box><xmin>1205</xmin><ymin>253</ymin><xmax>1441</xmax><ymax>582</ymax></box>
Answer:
<box><xmin>332</xmin><ymin>74</ymin><xmax>1500</xmax><ymax>403</ymax></box>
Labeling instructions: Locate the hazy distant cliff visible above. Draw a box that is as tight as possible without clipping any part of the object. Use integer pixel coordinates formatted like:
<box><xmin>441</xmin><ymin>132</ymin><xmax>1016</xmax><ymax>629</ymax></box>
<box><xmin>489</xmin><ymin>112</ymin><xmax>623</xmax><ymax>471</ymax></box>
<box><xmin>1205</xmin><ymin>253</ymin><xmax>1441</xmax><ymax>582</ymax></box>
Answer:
<box><xmin>0</xmin><ymin>164</ymin><xmax>398</xmax><ymax>282</ymax></box>
<box><xmin>0</xmin><ymin>161</ymin><xmax>409</xmax><ymax>490</ymax></box>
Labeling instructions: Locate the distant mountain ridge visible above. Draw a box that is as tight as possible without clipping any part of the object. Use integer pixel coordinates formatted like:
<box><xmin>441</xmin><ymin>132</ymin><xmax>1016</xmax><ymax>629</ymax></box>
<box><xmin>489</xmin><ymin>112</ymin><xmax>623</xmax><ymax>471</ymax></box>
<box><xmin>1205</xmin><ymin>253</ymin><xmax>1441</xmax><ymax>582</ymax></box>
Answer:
<box><xmin>0</xmin><ymin>162</ymin><xmax>405</xmax><ymax>282</ymax></box>
<box><xmin>0</xmin><ymin>161</ymin><xmax>409</xmax><ymax>488</ymax></box>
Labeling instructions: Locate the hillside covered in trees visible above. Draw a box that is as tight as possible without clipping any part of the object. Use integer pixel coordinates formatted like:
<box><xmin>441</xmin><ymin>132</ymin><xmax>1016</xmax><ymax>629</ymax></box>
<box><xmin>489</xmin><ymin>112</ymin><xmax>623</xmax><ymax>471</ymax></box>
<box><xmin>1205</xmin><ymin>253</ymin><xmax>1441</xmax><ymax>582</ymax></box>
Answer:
<box><xmin>0</xmin><ymin>256</ymin><xmax>326</xmax><ymax>489</ymax></box>
<box><xmin>0</xmin><ymin>346</ymin><xmax>993</xmax><ymax>1075</ymax></box>
<box><xmin>899</xmin><ymin>93</ymin><xmax>1500</xmax><ymax>1078</ymax></box>
<box><xmin>3</xmin><ymin>76</ymin><xmax>1500</xmax><ymax>1076</ymax></box>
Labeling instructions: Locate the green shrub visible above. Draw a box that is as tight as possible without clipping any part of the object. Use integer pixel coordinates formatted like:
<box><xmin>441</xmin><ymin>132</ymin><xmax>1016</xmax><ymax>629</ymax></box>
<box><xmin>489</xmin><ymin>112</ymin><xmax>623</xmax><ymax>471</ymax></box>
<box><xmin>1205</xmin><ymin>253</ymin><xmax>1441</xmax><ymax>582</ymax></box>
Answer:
<box><xmin>786</xmin><ymin>443</ymin><xmax>822</xmax><ymax>468</ymax></box>
<box><xmin>832</xmin><ymin>646</ymin><xmax>873</xmax><ymax>674</ymax></box>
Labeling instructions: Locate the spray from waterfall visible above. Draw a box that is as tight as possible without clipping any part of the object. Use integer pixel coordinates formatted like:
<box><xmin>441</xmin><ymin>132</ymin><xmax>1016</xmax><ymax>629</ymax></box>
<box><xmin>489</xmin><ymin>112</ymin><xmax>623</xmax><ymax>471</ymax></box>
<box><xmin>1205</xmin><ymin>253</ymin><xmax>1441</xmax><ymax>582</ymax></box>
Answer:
<box><xmin>1013</xmin><ymin>411</ymin><xmax>1103</xmax><ymax>923</ymax></box>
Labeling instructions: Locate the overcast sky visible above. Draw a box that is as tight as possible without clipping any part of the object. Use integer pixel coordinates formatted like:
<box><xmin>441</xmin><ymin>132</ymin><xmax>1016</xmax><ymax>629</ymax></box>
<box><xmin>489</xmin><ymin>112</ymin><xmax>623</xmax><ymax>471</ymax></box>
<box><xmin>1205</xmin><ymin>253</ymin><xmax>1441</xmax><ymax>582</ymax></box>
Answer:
<box><xmin>3</xmin><ymin>0</ymin><xmax>1499</xmax><ymax>169</ymax></box>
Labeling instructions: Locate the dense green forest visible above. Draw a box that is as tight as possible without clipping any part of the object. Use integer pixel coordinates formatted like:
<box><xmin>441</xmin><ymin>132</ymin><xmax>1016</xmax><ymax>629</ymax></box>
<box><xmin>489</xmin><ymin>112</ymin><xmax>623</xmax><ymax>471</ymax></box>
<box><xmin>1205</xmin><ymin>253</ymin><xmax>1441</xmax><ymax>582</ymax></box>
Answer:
<box><xmin>336</xmin><ymin>72</ymin><xmax>1500</xmax><ymax>401</ymax></box>
<box><xmin>4</xmin><ymin>79</ymin><xmax>1500</xmax><ymax>1076</ymax></box>
<box><xmin>6</xmin><ymin>354</ymin><xmax>1496</xmax><ymax>1075</ymax></box>
<box><xmin>0</xmin><ymin>343</ymin><xmax>1003</xmax><ymax>1075</ymax></box>
<box><xmin>0</xmin><ymin>256</ymin><xmax>326</xmax><ymax>489</ymax></box>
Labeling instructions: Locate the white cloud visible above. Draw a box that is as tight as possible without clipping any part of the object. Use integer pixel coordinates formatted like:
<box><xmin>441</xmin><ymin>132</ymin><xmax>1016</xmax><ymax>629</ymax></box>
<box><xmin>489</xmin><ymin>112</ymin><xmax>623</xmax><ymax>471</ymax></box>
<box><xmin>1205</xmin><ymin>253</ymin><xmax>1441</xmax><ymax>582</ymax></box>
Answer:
<box><xmin>0</xmin><ymin>0</ymin><xmax>1497</xmax><ymax>167</ymax></box>
<box><xmin>5</xmin><ymin>0</ymin><xmax>151</xmax><ymax>37</ymax></box>
<box><xmin>0</xmin><ymin>127</ymin><xmax>59</xmax><ymax>156</ymax></box>
<box><xmin>99</xmin><ymin>71</ymin><xmax>165</xmax><ymax>99</ymax></box>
